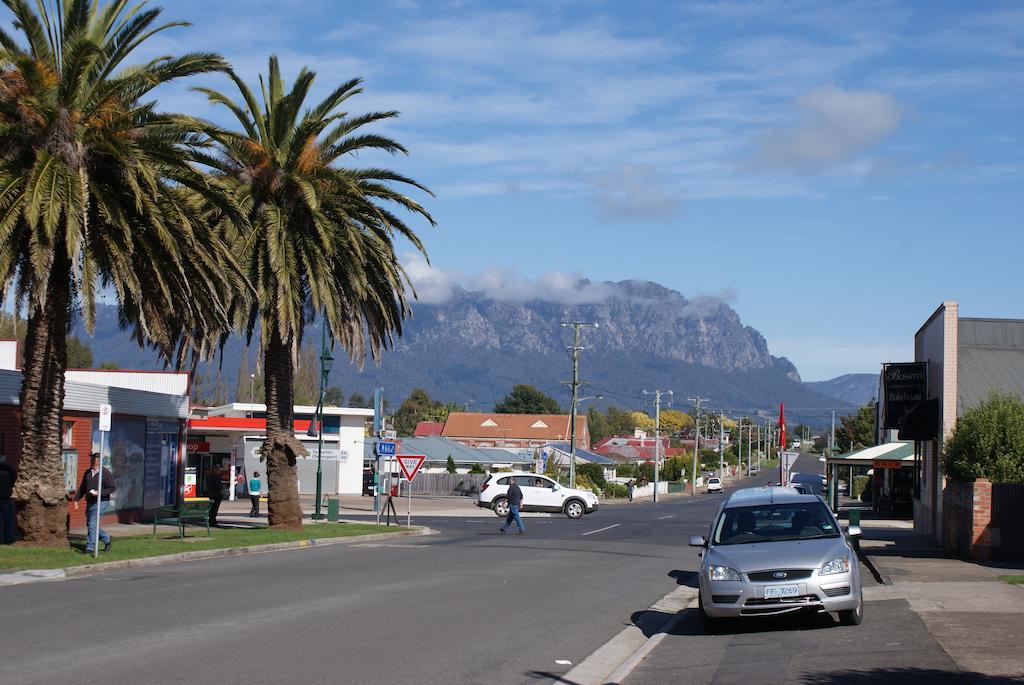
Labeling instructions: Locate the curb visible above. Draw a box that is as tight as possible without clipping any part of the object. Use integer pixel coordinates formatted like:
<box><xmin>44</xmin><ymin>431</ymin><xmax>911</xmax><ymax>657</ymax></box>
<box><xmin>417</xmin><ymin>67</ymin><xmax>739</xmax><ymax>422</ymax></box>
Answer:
<box><xmin>0</xmin><ymin>526</ymin><xmax>432</xmax><ymax>587</ymax></box>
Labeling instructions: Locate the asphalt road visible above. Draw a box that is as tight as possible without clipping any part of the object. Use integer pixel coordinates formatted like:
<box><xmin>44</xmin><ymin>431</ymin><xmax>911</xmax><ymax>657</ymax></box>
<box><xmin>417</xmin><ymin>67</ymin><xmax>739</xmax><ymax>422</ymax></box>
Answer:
<box><xmin>0</xmin><ymin>476</ymin><xmax>758</xmax><ymax>685</ymax></box>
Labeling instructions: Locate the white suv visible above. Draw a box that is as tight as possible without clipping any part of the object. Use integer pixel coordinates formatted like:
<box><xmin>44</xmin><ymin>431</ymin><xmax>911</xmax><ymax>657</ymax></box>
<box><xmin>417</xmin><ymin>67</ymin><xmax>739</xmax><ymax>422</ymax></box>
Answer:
<box><xmin>477</xmin><ymin>472</ymin><xmax>600</xmax><ymax>519</ymax></box>
<box><xmin>706</xmin><ymin>477</ymin><xmax>724</xmax><ymax>494</ymax></box>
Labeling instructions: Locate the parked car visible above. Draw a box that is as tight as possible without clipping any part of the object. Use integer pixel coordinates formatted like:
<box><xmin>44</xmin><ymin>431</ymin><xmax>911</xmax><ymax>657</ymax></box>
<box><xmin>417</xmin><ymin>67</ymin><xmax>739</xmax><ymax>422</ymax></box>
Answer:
<box><xmin>706</xmin><ymin>477</ymin><xmax>723</xmax><ymax>494</ymax></box>
<box><xmin>790</xmin><ymin>472</ymin><xmax>827</xmax><ymax>496</ymax></box>
<box><xmin>748</xmin><ymin>465</ymin><xmax>759</xmax><ymax>476</ymax></box>
<box><xmin>689</xmin><ymin>486</ymin><xmax>863</xmax><ymax>631</ymax></box>
<box><xmin>476</xmin><ymin>472</ymin><xmax>599</xmax><ymax>519</ymax></box>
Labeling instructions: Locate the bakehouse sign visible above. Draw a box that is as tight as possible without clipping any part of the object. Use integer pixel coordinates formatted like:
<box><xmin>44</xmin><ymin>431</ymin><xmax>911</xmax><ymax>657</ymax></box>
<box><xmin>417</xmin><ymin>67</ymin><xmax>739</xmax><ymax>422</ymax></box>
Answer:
<box><xmin>883</xmin><ymin>362</ymin><xmax>928</xmax><ymax>430</ymax></box>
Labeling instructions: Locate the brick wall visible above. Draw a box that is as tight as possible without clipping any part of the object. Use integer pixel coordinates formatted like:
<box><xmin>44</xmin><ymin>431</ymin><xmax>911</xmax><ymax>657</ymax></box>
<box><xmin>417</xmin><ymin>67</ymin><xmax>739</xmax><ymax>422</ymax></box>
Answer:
<box><xmin>942</xmin><ymin>477</ymin><xmax>994</xmax><ymax>560</ymax></box>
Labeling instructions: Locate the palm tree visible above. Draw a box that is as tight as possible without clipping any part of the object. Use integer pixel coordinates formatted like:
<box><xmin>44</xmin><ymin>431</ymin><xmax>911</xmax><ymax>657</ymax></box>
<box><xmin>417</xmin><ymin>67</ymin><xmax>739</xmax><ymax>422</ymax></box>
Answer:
<box><xmin>196</xmin><ymin>57</ymin><xmax>434</xmax><ymax>528</ymax></box>
<box><xmin>0</xmin><ymin>0</ymin><xmax>240</xmax><ymax>546</ymax></box>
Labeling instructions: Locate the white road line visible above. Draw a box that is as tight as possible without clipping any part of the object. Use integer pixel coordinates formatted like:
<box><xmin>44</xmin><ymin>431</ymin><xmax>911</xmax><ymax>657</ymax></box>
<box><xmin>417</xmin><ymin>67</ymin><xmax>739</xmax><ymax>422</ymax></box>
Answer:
<box><xmin>581</xmin><ymin>523</ymin><xmax>622</xmax><ymax>536</ymax></box>
<box><xmin>657</xmin><ymin>515</ymin><xmax>674</xmax><ymax>520</ymax></box>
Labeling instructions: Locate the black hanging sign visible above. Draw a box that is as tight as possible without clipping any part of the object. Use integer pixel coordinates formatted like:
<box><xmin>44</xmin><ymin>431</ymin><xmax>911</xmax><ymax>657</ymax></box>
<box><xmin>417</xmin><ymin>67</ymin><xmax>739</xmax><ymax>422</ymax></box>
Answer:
<box><xmin>883</xmin><ymin>362</ymin><xmax>928</xmax><ymax>430</ymax></box>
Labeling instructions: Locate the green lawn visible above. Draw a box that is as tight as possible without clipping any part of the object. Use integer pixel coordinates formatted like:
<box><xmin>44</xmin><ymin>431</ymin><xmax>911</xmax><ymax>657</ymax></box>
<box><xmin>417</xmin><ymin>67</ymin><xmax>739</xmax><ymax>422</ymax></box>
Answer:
<box><xmin>1000</xmin><ymin>575</ymin><xmax>1024</xmax><ymax>585</ymax></box>
<box><xmin>0</xmin><ymin>523</ymin><xmax>408</xmax><ymax>571</ymax></box>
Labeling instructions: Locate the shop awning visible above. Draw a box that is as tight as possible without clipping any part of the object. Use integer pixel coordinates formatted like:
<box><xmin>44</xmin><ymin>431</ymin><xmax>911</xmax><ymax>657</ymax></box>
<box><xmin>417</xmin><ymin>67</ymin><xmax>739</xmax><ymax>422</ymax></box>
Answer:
<box><xmin>827</xmin><ymin>441</ymin><xmax>915</xmax><ymax>468</ymax></box>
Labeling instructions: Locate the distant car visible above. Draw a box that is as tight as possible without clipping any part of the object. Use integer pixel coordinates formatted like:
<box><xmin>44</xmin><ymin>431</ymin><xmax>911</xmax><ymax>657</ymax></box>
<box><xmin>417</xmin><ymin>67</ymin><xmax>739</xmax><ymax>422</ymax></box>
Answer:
<box><xmin>706</xmin><ymin>477</ymin><xmax>723</xmax><ymax>494</ymax></box>
<box><xmin>792</xmin><ymin>440</ymin><xmax>802</xmax><ymax>449</ymax></box>
<box><xmin>790</xmin><ymin>483</ymin><xmax>815</xmax><ymax>496</ymax></box>
<box><xmin>476</xmin><ymin>472</ymin><xmax>599</xmax><ymax>519</ymax></box>
<box><xmin>749</xmin><ymin>465</ymin><xmax>759</xmax><ymax>476</ymax></box>
<box><xmin>690</xmin><ymin>486</ymin><xmax>863</xmax><ymax>630</ymax></box>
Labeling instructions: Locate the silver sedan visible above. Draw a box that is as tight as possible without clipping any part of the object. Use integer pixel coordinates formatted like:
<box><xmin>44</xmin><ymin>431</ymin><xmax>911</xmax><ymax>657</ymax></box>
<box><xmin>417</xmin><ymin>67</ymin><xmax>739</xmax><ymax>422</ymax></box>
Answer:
<box><xmin>690</xmin><ymin>487</ymin><xmax>863</xmax><ymax>630</ymax></box>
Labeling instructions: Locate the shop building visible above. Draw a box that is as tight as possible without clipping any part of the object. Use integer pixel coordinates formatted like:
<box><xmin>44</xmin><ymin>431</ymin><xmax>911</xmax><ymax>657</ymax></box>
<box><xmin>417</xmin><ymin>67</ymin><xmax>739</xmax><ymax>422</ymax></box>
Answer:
<box><xmin>187</xmin><ymin>403</ymin><xmax>372</xmax><ymax>497</ymax></box>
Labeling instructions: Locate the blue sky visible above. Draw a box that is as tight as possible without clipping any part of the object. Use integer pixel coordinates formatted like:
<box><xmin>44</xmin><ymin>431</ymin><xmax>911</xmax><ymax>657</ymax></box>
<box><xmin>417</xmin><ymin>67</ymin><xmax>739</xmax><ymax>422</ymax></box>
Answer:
<box><xmin>4</xmin><ymin>1</ymin><xmax>1022</xmax><ymax>381</ymax></box>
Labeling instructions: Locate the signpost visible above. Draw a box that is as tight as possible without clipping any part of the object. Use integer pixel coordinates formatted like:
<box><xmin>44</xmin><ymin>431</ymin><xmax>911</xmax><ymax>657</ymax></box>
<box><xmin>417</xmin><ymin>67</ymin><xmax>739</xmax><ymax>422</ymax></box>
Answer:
<box><xmin>374</xmin><ymin>440</ymin><xmax>396</xmax><ymax>516</ymax></box>
<box><xmin>396</xmin><ymin>455</ymin><xmax>426</xmax><ymax>527</ymax></box>
<box><xmin>95</xmin><ymin>403</ymin><xmax>111</xmax><ymax>559</ymax></box>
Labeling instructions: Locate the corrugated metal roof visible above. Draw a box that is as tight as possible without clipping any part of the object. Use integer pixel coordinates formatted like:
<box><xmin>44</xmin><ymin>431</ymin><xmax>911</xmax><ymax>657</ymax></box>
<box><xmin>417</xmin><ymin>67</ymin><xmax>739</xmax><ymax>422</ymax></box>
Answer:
<box><xmin>364</xmin><ymin>435</ymin><xmax>532</xmax><ymax>464</ymax></box>
<box><xmin>957</xmin><ymin>345</ymin><xmax>1024</xmax><ymax>414</ymax></box>
<box><xmin>65</xmin><ymin>370</ymin><xmax>189</xmax><ymax>396</ymax></box>
<box><xmin>441</xmin><ymin>412</ymin><xmax>586</xmax><ymax>443</ymax></box>
<box><xmin>0</xmin><ymin>369</ymin><xmax>188</xmax><ymax>418</ymax></box>
<box><xmin>546</xmin><ymin>441</ymin><xmax>617</xmax><ymax>465</ymax></box>
<box><xmin>831</xmin><ymin>441</ymin><xmax>914</xmax><ymax>462</ymax></box>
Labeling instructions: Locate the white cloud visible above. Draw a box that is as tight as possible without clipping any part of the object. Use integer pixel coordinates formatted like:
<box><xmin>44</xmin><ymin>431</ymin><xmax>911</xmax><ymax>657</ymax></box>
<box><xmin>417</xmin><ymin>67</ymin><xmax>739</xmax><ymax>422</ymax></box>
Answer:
<box><xmin>591</xmin><ymin>164</ymin><xmax>681</xmax><ymax>221</ymax></box>
<box><xmin>750</xmin><ymin>85</ymin><xmax>903</xmax><ymax>170</ymax></box>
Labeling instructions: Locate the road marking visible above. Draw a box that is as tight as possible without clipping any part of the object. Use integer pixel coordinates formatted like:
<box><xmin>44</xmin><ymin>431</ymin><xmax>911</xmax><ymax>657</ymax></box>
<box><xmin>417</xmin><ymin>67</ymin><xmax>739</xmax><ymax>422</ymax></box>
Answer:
<box><xmin>555</xmin><ymin>660</ymin><xmax>572</xmax><ymax>665</ymax></box>
<box><xmin>657</xmin><ymin>515</ymin><xmax>674</xmax><ymax>520</ymax></box>
<box><xmin>581</xmin><ymin>523</ymin><xmax>621</xmax><ymax>536</ymax></box>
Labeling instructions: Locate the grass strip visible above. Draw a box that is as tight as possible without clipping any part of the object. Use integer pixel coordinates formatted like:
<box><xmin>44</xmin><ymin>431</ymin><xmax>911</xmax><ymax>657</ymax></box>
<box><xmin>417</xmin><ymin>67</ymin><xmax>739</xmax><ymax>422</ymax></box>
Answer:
<box><xmin>0</xmin><ymin>523</ymin><xmax>408</xmax><ymax>571</ymax></box>
<box><xmin>999</xmin><ymin>575</ymin><xmax>1024</xmax><ymax>585</ymax></box>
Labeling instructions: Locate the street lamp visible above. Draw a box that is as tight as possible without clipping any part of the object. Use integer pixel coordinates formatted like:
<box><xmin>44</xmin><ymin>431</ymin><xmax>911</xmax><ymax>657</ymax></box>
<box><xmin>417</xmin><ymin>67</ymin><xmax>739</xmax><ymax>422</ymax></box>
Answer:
<box><xmin>311</xmin><ymin>324</ymin><xmax>334</xmax><ymax>521</ymax></box>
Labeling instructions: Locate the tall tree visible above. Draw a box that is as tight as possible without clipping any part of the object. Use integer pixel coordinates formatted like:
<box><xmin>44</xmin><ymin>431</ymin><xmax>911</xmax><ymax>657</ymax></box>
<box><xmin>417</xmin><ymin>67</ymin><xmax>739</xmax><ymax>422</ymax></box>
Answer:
<box><xmin>0</xmin><ymin>0</ymin><xmax>238</xmax><ymax>545</ymax></box>
<box><xmin>838</xmin><ymin>402</ymin><xmax>877</xmax><ymax>451</ymax></box>
<box><xmin>65</xmin><ymin>336</ymin><xmax>92</xmax><ymax>368</ymax></box>
<box><xmin>197</xmin><ymin>57</ymin><xmax>433</xmax><ymax>528</ymax></box>
<box><xmin>494</xmin><ymin>384</ymin><xmax>561</xmax><ymax>414</ymax></box>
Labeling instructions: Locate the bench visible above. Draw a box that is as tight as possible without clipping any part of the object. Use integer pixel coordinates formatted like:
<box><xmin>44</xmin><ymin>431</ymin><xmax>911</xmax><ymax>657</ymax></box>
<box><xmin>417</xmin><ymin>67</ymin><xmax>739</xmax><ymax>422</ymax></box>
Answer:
<box><xmin>152</xmin><ymin>500</ymin><xmax>213</xmax><ymax>539</ymax></box>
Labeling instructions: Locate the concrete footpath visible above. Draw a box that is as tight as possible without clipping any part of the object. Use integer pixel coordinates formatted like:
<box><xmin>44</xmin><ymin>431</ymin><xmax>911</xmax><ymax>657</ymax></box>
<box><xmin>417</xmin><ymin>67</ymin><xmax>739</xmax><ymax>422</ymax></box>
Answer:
<box><xmin>856</xmin><ymin>516</ymin><xmax>1024</xmax><ymax>680</ymax></box>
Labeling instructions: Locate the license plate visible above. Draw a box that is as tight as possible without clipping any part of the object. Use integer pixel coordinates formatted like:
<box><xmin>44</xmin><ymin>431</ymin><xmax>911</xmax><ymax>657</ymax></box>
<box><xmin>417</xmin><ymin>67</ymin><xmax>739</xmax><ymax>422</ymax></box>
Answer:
<box><xmin>764</xmin><ymin>585</ymin><xmax>800</xmax><ymax>598</ymax></box>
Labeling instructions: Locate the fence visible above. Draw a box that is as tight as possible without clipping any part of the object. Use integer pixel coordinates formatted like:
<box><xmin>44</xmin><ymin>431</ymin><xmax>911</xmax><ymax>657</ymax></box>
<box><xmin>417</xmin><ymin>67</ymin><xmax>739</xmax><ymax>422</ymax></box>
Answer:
<box><xmin>388</xmin><ymin>472</ymin><xmax>488</xmax><ymax>497</ymax></box>
<box><xmin>991</xmin><ymin>483</ymin><xmax>1024</xmax><ymax>561</ymax></box>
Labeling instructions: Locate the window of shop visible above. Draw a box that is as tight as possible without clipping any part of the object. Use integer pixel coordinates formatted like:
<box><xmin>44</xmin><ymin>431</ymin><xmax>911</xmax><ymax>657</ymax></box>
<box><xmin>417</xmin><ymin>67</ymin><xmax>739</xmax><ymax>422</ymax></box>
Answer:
<box><xmin>92</xmin><ymin>417</ymin><xmax>146</xmax><ymax>511</ymax></box>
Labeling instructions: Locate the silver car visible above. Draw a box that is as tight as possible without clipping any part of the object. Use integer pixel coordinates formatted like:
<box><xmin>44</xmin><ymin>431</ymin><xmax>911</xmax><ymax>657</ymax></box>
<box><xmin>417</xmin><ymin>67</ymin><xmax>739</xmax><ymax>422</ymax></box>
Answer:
<box><xmin>689</xmin><ymin>486</ymin><xmax>863</xmax><ymax>630</ymax></box>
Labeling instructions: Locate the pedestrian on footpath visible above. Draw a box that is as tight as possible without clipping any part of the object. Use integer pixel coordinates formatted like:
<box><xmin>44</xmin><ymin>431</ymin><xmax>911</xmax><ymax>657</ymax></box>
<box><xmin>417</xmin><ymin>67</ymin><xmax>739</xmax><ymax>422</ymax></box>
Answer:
<box><xmin>500</xmin><ymin>477</ymin><xmax>525</xmax><ymax>535</ymax></box>
<box><xmin>73</xmin><ymin>453</ymin><xmax>116</xmax><ymax>553</ymax></box>
<box><xmin>205</xmin><ymin>465</ymin><xmax>224</xmax><ymax>527</ymax></box>
<box><xmin>0</xmin><ymin>454</ymin><xmax>17</xmax><ymax>544</ymax></box>
<box><xmin>248</xmin><ymin>471</ymin><xmax>262</xmax><ymax>518</ymax></box>
<box><xmin>626</xmin><ymin>479</ymin><xmax>634</xmax><ymax>503</ymax></box>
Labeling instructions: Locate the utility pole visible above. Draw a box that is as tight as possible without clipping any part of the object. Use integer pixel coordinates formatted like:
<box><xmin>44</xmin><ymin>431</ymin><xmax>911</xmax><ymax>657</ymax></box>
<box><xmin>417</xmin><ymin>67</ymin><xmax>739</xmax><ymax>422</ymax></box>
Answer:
<box><xmin>747</xmin><ymin>420</ymin><xmax>753</xmax><ymax>477</ymax></box>
<box><xmin>688</xmin><ymin>396</ymin><xmax>709</xmax><ymax>496</ymax></box>
<box><xmin>719</xmin><ymin>410</ymin><xmax>726</xmax><ymax>481</ymax></box>
<box><xmin>561</xmin><ymin>321</ymin><xmax>598</xmax><ymax>489</ymax></box>
<box><xmin>643</xmin><ymin>389</ymin><xmax>672</xmax><ymax>503</ymax></box>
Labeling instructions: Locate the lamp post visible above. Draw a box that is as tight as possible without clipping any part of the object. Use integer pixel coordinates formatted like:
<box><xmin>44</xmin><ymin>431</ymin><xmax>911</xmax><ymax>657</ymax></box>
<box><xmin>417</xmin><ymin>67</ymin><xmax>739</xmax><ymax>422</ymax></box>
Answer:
<box><xmin>561</xmin><ymin>321</ymin><xmax>599</xmax><ymax>489</ymax></box>
<box><xmin>311</xmin><ymin>324</ymin><xmax>334</xmax><ymax>520</ymax></box>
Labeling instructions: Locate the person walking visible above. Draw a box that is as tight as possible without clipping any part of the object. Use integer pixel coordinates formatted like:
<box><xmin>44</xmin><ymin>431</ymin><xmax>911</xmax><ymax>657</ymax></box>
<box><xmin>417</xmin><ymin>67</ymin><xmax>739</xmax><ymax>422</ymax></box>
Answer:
<box><xmin>0</xmin><ymin>454</ymin><xmax>17</xmax><ymax>544</ymax></box>
<box><xmin>626</xmin><ymin>479</ymin><xmax>634</xmax><ymax>503</ymax></box>
<box><xmin>204</xmin><ymin>465</ymin><xmax>224</xmax><ymax>527</ymax></box>
<box><xmin>248</xmin><ymin>471</ymin><xmax>262</xmax><ymax>518</ymax></box>
<box><xmin>499</xmin><ymin>477</ymin><xmax>525</xmax><ymax>535</ymax></box>
<box><xmin>73</xmin><ymin>453</ymin><xmax>116</xmax><ymax>553</ymax></box>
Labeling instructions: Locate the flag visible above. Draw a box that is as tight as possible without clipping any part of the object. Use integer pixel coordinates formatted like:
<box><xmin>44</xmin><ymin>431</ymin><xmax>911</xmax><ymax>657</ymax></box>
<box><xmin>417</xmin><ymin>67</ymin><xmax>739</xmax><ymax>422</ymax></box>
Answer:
<box><xmin>778</xmin><ymin>403</ymin><xmax>787</xmax><ymax>451</ymax></box>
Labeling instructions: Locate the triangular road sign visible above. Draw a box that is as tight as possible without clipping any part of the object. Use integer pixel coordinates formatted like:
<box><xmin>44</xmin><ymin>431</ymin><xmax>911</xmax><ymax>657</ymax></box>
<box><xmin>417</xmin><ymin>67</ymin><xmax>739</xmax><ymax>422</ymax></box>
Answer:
<box><xmin>397</xmin><ymin>454</ymin><xmax>426</xmax><ymax>481</ymax></box>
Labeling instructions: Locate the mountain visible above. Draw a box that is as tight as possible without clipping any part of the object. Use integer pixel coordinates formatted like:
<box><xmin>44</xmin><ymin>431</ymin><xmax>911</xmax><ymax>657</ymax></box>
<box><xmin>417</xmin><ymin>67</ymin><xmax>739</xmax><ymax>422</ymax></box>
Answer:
<box><xmin>72</xmin><ymin>279</ymin><xmax>855</xmax><ymax>422</ymax></box>
<box><xmin>805</xmin><ymin>374</ymin><xmax>878</xmax><ymax>408</ymax></box>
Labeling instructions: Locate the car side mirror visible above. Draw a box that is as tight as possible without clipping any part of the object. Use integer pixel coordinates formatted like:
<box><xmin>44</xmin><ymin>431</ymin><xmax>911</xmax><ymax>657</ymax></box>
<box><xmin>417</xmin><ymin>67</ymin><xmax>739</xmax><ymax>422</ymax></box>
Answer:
<box><xmin>846</xmin><ymin>525</ymin><xmax>862</xmax><ymax>538</ymax></box>
<box><xmin>688</xmin><ymin>535</ymin><xmax>707</xmax><ymax>547</ymax></box>
<box><xmin>552</xmin><ymin>484</ymin><xmax>560</xmax><ymax>491</ymax></box>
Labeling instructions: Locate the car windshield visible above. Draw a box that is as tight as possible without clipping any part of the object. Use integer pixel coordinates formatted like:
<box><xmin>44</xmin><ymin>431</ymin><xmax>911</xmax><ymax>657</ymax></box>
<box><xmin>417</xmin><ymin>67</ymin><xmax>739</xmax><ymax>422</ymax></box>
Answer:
<box><xmin>712</xmin><ymin>502</ymin><xmax>839</xmax><ymax>545</ymax></box>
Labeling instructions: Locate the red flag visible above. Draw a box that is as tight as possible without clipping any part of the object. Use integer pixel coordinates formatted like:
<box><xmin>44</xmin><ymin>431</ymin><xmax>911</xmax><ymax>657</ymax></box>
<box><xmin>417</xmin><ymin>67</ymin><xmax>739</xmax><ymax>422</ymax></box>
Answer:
<box><xmin>778</xmin><ymin>403</ymin><xmax>787</xmax><ymax>450</ymax></box>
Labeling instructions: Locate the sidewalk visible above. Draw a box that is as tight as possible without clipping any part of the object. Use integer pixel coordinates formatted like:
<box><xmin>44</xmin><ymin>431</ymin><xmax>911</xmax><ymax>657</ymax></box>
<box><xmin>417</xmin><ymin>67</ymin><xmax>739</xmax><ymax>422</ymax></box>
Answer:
<box><xmin>848</xmin><ymin>510</ymin><xmax>1024</xmax><ymax>679</ymax></box>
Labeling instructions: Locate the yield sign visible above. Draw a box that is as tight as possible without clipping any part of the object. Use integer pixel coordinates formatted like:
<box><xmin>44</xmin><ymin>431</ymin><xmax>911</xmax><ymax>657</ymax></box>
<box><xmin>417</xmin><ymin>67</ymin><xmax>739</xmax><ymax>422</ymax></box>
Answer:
<box><xmin>397</xmin><ymin>454</ymin><xmax>426</xmax><ymax>481</ymax></box>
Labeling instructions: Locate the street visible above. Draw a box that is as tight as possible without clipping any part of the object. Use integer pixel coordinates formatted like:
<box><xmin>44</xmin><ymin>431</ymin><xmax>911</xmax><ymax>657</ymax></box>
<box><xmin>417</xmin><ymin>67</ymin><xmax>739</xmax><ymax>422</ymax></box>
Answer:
<box><xmin>0</xmin><ymin>461</ymin><xmax>1004</xmax><ymax>685</ymax></box>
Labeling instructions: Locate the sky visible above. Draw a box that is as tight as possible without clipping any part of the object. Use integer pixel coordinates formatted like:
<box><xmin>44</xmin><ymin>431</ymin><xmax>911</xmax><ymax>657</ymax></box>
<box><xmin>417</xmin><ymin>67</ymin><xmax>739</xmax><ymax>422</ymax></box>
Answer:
<box><xmin>3</xmin><ymin>1</ymin><xmax>1022</xmax><ymax>381</ymax></box>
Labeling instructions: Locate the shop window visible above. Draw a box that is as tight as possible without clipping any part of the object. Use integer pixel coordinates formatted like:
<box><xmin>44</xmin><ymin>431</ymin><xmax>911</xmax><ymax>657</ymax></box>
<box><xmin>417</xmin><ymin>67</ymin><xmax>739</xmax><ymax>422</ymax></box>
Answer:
<box><xmin>62</xmin><ymin>421</ymin><xmax>74</xmax><ymax>447</ymax></box>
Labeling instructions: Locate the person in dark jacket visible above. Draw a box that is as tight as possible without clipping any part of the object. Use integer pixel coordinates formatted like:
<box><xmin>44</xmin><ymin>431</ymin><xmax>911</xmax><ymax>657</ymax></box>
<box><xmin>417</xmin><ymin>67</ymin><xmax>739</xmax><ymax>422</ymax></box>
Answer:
<box><xmin>74</xmin><ymin>453</ymin><xmax>116</xmax><ymax>552</ymax></box>
<box><xmin>205</xmin><ymin>465</ymin><xmax>224</xmax><ymax>527</ymax></box>
<box><xmin>0</xmin><ymin>454</ymin><xmax>17</xmax><ymax>544</ymax></box>
<box><xmin>499</xmin><ymin>477</ymin><xmax>526</xmax><ymax>535</ymax></box>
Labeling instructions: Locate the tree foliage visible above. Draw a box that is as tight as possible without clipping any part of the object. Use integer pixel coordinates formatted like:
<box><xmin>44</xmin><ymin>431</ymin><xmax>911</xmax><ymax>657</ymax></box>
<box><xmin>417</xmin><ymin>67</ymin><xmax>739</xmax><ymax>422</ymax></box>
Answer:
<box><xmin>631</xmin><ymin>411</ymin><xmax>655</xmax><ymax>430</ymax></box>
<box><xmin>446</xmin><ymin>455</ymin><xmax>457</xmax><ymax>474</ymax></box>
<box><xmin>945</xmin><ymin>391</ymin><xmax>1024</xmax><ymax>482</ymax></box>
<box><xmin>66</xmin><ymin>337</ymin><xmax>92</xmax><ymax>368</ymax></box>
<box><xmin>838</xmin><ymin>402</ymin><xmax>877</xmax><ymax>452</ymax></box>
<box><xmin>659</xmin><ymin>409</ymin><xmax>694</xmax><ymax>434</ymax></box>
<box><xmin>494</xmin><ymin>384</ymin><xmax>561</xmax><ymax>414</ymax></box>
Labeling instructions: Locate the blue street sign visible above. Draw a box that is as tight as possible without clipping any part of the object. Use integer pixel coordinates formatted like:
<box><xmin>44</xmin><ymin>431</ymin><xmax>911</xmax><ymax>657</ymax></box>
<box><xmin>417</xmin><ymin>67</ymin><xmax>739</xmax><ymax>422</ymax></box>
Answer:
<box><xmin>375</xmin><ymin>440</ymin><xmax>397</xmax><ymax>456</ymax></box>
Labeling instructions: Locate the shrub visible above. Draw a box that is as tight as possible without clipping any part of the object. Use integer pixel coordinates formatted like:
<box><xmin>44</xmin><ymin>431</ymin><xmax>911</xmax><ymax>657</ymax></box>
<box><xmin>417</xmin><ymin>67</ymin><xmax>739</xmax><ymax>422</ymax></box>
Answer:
<box><xmin>576</xmin><ymin>463</ymin><xmax>607</xmax><ymax>488</ymax></box>
<box><xmin>468</xmin><ymin>463</ymin><xmax>486</xmax><ymax>475</ymax></box>
<box><xmin>944</xmin><ymin>391</ymin><xmax>1024</xmax><ymax>482</ymax></box>
<box><xmin>603</xmin><ymin>482</ymin><xmax>628</xmax><ymax>499</ymax></box>
<box><xmin>852</xmin><ymin>475</ymin><xmax>870</xmax><ymax>499</ymax></box>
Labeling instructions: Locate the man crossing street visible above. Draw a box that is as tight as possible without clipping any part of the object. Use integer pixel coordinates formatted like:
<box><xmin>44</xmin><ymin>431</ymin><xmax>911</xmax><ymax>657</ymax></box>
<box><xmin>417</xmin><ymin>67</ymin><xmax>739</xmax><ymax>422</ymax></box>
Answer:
<box><xmin>500</xmin><ymin>476</ymin><xmax>525</xmax><ymax>535</ymax></box>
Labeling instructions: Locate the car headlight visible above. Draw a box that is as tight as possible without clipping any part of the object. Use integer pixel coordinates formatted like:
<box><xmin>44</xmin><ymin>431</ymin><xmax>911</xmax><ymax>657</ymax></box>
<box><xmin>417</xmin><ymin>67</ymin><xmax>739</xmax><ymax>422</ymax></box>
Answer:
<box><xmin>709</xmin><ymin>565</ymin><xmax>742</xmax><ymax>581</ymax></box>
<box><xmin>819</xmin><ymin>555</ymin><xmax>850</xmax><ymax>576</ymax></box>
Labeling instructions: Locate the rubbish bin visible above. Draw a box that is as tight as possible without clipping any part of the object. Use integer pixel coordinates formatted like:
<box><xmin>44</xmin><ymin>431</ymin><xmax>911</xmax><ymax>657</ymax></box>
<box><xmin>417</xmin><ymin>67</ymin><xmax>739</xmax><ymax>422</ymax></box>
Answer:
<box><xmin>847</xmin><ymin>509</ymin><xmax>861</xmax><ymax>527</ymax></box>
<box><xmin>327</xmin><ymin>498</ymin><xmax>340</xmax><ymax>523</ymax></box>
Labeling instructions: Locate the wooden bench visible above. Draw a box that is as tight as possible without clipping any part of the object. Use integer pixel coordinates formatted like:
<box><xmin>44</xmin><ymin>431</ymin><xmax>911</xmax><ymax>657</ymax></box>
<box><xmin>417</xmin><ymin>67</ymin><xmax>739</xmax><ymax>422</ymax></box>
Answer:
<box><xmin>152</xmin><ymin>500</ymin><xmax>213</xmax><ymax>539</ymax></box>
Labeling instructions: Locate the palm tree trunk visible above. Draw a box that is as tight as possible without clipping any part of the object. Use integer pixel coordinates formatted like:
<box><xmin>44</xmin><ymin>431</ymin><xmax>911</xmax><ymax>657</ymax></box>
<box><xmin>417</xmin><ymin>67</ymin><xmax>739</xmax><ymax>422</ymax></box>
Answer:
<box><xmin>263</xmin><ymin>328</ymin><xmax>305</xmax><ymax>529</ymax></box>
<box><xmin>14</xmin><ymin>251</ymin><xmax>72</xmax><ymax>547</ymax></box>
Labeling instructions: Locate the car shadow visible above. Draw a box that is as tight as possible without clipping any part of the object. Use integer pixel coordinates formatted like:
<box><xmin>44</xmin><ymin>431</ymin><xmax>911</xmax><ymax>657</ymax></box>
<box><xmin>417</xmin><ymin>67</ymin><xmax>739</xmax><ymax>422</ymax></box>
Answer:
<box><xmin>800</xmin><ymin>668</ymin><xmax>1023</xmax><ymax>684</ymax></box>
<box><xmin>631</xmin><ymin>606</ymin><xmax>839</xmax><ymax>638</ymax></box>
<box><xmin>667</xmin><ymin>569</ymin><xmax>698</xmax><ymax>587</ymax></box>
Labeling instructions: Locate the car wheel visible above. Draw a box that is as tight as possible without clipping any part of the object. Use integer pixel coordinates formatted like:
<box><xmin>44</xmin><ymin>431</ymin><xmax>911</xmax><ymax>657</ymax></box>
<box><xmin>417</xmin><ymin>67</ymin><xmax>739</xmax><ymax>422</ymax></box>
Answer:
<box><xmin>493</xmin><ymin>498</ymin><xmax>510</xmax><ymax>517</ymax></box>
<box><xmin>838</xmin><ymin>592</ymin><xmax>863</xmax><ymax>626</ymax></box>
<box><xmin>698</xmin><ymin>592</ymin><xmax>725</xmax><ymax>633</ymax></box>
<box><xmin>564</xmin><ymin>500</ymin><xmax>585</xmax><ymax>519</ymax></box>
